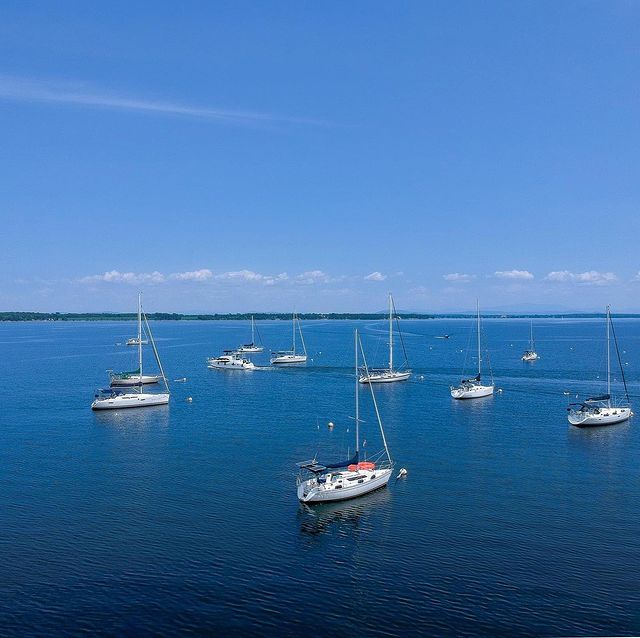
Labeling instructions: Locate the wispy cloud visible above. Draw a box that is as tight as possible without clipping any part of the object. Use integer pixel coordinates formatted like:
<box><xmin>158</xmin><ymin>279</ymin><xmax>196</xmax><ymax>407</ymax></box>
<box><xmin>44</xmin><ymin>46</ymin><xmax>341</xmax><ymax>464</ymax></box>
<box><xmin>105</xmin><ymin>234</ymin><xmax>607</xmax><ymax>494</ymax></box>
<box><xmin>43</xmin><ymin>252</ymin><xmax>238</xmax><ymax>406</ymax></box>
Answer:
<box><xmin>170</xmin><ymin>269</ymin><xmax>213</xmax><ymax>281</ymax></box>
<box><xmin>443</xmin><ymin>272</ymin><xmax>475</xmax><ymax>283</ymax></box>
<box><xmin>545</xmin><ymin>270</ymin><xmax>617</xmax><ymax>285</ymax></box>
<box><xmin>494</xmin><ymin>269</ymin><xmax>534</xmax><ymax>280</ymax></box>
<box><xmin>364</xmin><ymin>271</ymin><xmax>387</xmax><ymax>282</ymax></box>
<box><xmin>0</xmin><ymin>75</ymin><xmax>325</xmax><ymax>127</ymax></box>
<box><xmin>80</xmin><ymin>270</ymin><xmax>166</xmax><ymax>284</ymax></box>
<box><xmin>295</xmin><ymin>270</ymin><xmax>331</xmax><ymax>285</ymax></box>
<box><xmin>215</xmin><ymin>270</ymin><xmax>289</xmax><ymax>286</ymax></box>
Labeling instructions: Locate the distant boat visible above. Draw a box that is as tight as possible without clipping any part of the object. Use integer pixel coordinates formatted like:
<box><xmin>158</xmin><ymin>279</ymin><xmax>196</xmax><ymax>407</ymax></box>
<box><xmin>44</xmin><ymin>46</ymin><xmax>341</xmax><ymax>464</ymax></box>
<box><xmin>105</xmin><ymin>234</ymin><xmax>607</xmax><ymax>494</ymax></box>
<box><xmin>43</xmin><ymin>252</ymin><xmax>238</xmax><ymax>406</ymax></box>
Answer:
<box><xmin>207</xmin><ymin>350</ymin><xmax>256</xmax><ymax>370</ymax></box>
<box><xmin>568</xmin><ymin>306</ymin><xmax>632</xmax><ymax>427</ymax></box>
<box><xmin>92</xmin><ymin>293</ymin><xmax>170</xmax><ymax>410</ymax></box>
<box><xmin>521</xmin><ymin>320</ymin><xmax>539</xmax><ymax>361</ymax></box>
<box><xmin>237</xmin><ymin>316</ymin><xmax>264</xmax><ymax>353</ymax></box>
<box><xmin>271</xmin><ymin>313</ymin><xmax>307</xmax><ymax>364</ymax></box>
<box><xmin>109</xmin><ymin>369</ymin><xmax>162</xmax><ymax>386</ymax></box>
<box><xmin>126</xmin><ymin>337</ymin><xmax>148</xmax><ymax>346</ymax></box>
<box><xmin>296</xmin><ymin>330</ymin><xmax>394</xmax><ymax>503</ymax></box>
<box><xmin>451</xmin><ymin>299</ymin><xmax>494</xmax><ymax>399</ymax></box>
<box><xmin>435</xmin><ymin>334</ymin><xmax>450</xmax><ymax>340</ymax></box>
<box><xmin>359</xmin><ymin>293</ymin><xmax>411</xmax><ymax>384</ymax></box>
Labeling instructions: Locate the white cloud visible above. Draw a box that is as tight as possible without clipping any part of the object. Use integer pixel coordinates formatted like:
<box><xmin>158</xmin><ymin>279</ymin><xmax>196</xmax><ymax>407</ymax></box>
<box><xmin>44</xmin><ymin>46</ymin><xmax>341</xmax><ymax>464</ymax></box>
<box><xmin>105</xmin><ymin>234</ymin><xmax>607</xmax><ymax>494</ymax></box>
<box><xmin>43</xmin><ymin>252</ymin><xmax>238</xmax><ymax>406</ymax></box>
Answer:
<box><xmin>80</xmin><ymin>270</ymin><xmax>166</xmax><ymax>284</ymax></box>
<box><xmin>0</xmin><ymin>75</ymin><xmax>325</xmax><ymax>127</ymax></box>
<box><xmin>443</xmin><ymin>273</ymin><xmax>476</xmax><ymax>282</ymax></box>
<box><xmin>169</xmin><ymin>269</ymin><xmax>213</xmax><ymax>281</ymax></box>
<box><xmin>296</xmin><ymin>270</ymin><xmax>331</xmax><ymax>285</ymax></box>
<box><xmin>364</xmin><ymin>271</ymin><xmax>387</xmax><ymax>282</ymax></box>
<box><xmin>545</xmin><ymin>270</ymin><xmax>617</xmax><ymax>285</ymax></box>
<box><xmin>494</xmin><ymin>269</ymin><xmax>534</xmax><ymax>280</ymax></box>
<box><xmin>216</xmin><ymin>270</ymin><xmax>289</xmax><ymax>286</ymax></box>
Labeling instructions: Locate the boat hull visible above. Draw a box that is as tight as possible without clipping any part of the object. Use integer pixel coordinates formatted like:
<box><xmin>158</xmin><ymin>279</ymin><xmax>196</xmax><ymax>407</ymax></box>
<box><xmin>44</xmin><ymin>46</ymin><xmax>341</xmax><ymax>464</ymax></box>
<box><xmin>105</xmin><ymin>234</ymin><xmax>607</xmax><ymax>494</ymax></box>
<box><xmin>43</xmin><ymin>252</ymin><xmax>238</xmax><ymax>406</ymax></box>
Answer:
<box><xmin>91</xmin><ymin>392</ymin><xmax>170</xmax><ymax>410</ymax></box>
<box><xmin>522</xmin><ymin>353</ymin><xmax>539</xmax><ymax>361</ymax></box>
<box><xmin>298</xmin><ymin>468</ymin><xmax>392</xmax><ymax>503</ymax></box>
<box><xmin>271</xmin><ymin>355</ymin><xmax>307</xmax><ymax>365</ymax></box>
<box><xmin>207</xmin><ymin>361</ymin><xmax>255</xmax><ymax>370</ymax></box>
<box><xmin>568</xmin><ymin>407</ymin><xmax>632</xmax><ymax>427</ymax></box>
<box><xmin>110</xmin><ymin>374</ymin><xmax>162</xmax><ymax>386</ymax></box>
<box><xmin>238</xmin><ymin>346</ymin><xmax>263</xmax><ymax>353</ymax></box>
<box><xmin>359</xmin><ymin>370</ymin><xmax>411</xmax><ymax>384</ymax></box>
<box><xmin>451</xmin><ymin>384</ymin><xmax>494</xmax><ymax>399</ymax></box>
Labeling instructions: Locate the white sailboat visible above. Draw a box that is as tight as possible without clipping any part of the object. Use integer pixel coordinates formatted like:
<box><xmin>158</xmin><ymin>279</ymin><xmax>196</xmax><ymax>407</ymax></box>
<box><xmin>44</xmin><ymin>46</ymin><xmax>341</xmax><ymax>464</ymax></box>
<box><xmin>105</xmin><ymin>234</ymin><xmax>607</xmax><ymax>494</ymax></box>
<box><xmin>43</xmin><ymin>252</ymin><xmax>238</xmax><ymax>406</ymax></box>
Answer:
<box><xmin>126</xmin><ymin>337</ymin><xmax>148</xmax><ymax>346</ymax></box>
<box><xmin>297</xmin><ymin>330</ymin><xmax>394</xmax><ymax>503</ymax></box>
<box><xmin>270</xmin><ymin>313</ymin><xmax>307</xmax><ymax>364</ymax></box>
<box><xmin>237</xmin><ymin>316</ymin><xmax>264</xmax><ymax>353</ymax></box>
<box><xmin>92</xmin><ymin>293</ymin><xmax>170</xmax><ymax>410</ymax></box>
<box><xmin>359</xmin><ymin>293</ymin><xmax>411</xmax><ymax>384</ymax></box>
<box><xmin>207</xmin><ymin>350</ymin><xmax>256</xmax><ymax>370</ymax></box>
<box><xmin>451</xmin><ymin>299</ymin><xmax>494</xmax><ymax>399</ymax></box>
<box><xmin>568</xmin><ymin>306</ymin><xmax>632</xmax><ymax>427</ymax></box>
<box><xmin>521</xmin><ymin>320</ymin><xmax>539</xmax><ymax>361</ymax></box>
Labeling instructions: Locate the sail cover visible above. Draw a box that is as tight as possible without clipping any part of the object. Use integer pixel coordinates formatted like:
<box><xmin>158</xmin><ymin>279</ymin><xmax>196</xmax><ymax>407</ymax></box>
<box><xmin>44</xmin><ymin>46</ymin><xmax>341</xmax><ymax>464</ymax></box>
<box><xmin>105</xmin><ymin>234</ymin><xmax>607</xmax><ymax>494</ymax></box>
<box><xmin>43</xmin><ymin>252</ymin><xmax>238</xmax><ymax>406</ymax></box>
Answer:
<box><xmin>586</xmin><ymin>394</ymin><xmax>610</xmax><ymax>402</ymax></box>
<box><xmin>318</xmin><ymin>451</ymin><xmax>359</xmax><ymax>469</ymax></box>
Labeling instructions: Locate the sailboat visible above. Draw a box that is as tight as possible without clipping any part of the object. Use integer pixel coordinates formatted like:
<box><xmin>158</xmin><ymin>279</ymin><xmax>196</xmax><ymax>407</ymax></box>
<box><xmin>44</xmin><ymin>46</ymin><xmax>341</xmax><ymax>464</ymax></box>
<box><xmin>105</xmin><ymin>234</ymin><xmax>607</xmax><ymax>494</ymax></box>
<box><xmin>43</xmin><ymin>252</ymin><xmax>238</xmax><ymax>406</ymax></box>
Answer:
<box><xmin>567</xmin><ymin>306</ymin><xmax>632</xmax><ymax>427</ymax></box>
<box><xmin>237</xmin><ymin>316</ymin><xmax>264</xmax><ymax>353</ymax></box>
<box><xmin>450</xmin><ymin>299</ymin><xmax>494</xmax><ymax>399</ymax></box>
<box><xmin>359</xmin><ymin>293</ymin><xmax>411</xmax><ymax>383</ymax></box>
<box><xmin>270</xmin><ymin>313</ymin><xmax>307</xmax><ymax>364</ymax></box>
<box><xmin>92</xmin><ymin>293</ymin><xmax>170</xmax><ymax>410</ymax></box>
<box><xmin>296</xmin><ymin>330</ymin><xmax>394</xmax><ymax>503</ymax></box>
<box><xmin>521</xmin><ymin>320</ymin><xmax>539</xmax><ymax>361</ymax></box>
<box><xmin>126</xmin><ymin>337</ymin><xmax>148</xmax><ymax>346</ymax></box>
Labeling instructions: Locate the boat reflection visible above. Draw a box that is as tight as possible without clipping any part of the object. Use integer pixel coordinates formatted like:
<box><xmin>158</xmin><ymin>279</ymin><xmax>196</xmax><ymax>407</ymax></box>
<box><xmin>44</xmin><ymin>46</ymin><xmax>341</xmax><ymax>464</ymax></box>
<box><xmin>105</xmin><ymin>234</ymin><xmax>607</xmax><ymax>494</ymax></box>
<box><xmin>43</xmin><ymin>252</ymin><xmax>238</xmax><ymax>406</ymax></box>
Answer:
<box><xmin>298</xmin><ymin>486</ymin><xmax>392</xmax><ymax>538</ymax></box>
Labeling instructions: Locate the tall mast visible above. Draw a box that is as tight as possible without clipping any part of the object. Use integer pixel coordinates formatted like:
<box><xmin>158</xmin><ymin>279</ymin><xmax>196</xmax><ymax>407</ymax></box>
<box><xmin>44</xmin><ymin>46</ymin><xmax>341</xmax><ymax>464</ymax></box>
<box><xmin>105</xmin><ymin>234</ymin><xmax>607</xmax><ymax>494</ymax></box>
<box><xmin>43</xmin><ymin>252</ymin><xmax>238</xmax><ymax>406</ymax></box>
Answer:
<box><xmin>388</xmin><ymin>292</ymin><xmax>393</xmax><ymax>371</ymax></box>
<box><xmin>292</xmin><ymin>312</ymin><xmax>296</xmax><ymax>354</ymax></box>
<box><xmin>355</xmin><ymin>329</ymin><xmax>359</xmax><ymax>454</ymax></box>
<box><xmin>530</xmin><ymin>320</ymin><xmax>534</xmax><ymax>350</ymax></box>
<box><xmin>138</xmin><ymin>292</ymin><xmax>143</xmax><ymax>381</ymax></box>
<box><xmin>251</xmin><ymin>315</ymin><xmax>255</xmax><ymax>344</ymax></box>
<box><xmin>606</xmin><ymin>305</ymin><xmax>611</xmax><ymax>405</ymax></box>
<box><xmin>477</xmin><ymin>298</ymin><xmax>481</xmax><ymax>376</ymax></box>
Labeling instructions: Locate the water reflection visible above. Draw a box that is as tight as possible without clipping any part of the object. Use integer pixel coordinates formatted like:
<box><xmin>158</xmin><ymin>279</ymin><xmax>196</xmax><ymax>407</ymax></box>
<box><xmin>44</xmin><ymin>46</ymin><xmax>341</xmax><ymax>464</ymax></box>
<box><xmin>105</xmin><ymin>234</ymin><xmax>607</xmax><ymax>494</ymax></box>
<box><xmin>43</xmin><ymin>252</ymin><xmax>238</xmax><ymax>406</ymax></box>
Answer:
<box><xmin>93</xmin><ymin>404</ymin><xmax>170</xmax><ymax>432</ymax></box>
<box><xmin>298</xmin><ymin>486</ymin><xmax>392</xmax><ymax>539</ymax></box>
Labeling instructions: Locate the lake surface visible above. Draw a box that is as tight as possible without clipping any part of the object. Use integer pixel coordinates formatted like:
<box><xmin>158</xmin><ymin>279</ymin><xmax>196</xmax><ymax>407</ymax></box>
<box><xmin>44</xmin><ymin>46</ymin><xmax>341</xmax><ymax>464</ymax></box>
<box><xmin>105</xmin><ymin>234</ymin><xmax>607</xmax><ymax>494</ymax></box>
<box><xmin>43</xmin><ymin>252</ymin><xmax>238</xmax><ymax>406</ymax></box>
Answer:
<box><xmin>1</xmin><ymin>318</ymin><xmax>639</xmax><ymax>636</ymax></box>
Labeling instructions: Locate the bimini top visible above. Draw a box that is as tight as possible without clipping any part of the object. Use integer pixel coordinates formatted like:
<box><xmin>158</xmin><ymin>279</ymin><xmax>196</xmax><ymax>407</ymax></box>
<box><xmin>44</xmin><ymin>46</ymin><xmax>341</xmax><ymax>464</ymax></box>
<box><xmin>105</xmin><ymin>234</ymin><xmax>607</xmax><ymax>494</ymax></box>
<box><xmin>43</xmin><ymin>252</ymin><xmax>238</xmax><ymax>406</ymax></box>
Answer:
<box><xmin>298</xmin><ymin>451</ymin><xmax>359</xmax><ymax>473</ymax></box>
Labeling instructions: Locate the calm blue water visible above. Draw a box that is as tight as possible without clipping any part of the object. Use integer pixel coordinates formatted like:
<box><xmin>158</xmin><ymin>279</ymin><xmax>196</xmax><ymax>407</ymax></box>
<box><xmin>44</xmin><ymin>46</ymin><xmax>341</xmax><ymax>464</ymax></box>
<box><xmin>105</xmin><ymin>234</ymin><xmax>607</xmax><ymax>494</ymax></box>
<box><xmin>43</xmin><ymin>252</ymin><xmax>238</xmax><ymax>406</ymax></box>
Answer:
<box><xmin>1</xmin><ymin>318</ymin><xmax>639</xmax><ymax>636</ymax></box>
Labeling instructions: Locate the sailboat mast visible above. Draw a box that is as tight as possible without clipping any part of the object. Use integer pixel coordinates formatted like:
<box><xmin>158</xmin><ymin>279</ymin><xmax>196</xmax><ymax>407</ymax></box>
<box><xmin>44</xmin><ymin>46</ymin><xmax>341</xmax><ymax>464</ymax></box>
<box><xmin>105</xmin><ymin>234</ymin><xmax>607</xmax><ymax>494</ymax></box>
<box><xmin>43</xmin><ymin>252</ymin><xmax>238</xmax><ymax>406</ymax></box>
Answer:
<box><xmin>530</xmin><ymin>320</ymin><xmax>534</xmax><ymax>350</ymax></box>
<box><xmin>606</xmin><ymin>305</ymin><xmax>611</xmax><ymax>405</ymax></box>
<box><xmin>138</xmin><ymin>292</ymin><xmax>143</xmax><ymax>381</ymax></box>
<box><xmin>388</xmin><ymin>292</ymin><xmax>393</xmax><ymax>371</ymax></box>
<box><xmin>251</xmin><ymin>315</ymin><xmax>255</xmax><ymax>344</ymax></box>
<box><xmin>292</xmin><ymin>312</ymin><xmax>296</xmax><ymax>354</ymax></box>
<box><xmin>355</xmin><ymin>329</ymin><xmax>359</xmax><ymax>455</ymax></box>
<box><xmin>477</xmin><ymin>299</ymin><xmax>481</xmax><ymax>376</ymax></box>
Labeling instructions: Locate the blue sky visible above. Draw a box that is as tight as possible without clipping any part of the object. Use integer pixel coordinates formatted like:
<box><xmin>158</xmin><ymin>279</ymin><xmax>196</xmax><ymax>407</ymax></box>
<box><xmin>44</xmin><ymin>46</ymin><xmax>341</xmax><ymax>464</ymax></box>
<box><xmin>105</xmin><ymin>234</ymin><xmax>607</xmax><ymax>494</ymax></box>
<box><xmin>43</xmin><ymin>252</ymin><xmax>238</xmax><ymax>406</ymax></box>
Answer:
<box><xmin>1</xmin><ymin>1</ymin><xmax>639</xmax><ymax>313</ymax></box>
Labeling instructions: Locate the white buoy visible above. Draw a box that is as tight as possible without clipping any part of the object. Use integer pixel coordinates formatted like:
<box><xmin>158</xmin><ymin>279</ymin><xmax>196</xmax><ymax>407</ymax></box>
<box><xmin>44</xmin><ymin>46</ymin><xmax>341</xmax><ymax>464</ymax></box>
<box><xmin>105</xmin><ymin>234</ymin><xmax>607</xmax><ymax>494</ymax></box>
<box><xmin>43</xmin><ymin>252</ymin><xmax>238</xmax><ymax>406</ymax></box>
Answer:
<box><xmin>186</xmin><ymin>397</ymin><xmax>193</xmax><ymax>402</ymax></box>
<box><xmin>397</xmin><ymin>468</ymin><xmax>407</xmax><ymax>479</ymax></box>
<box><xmin>328</xmin><ymin>421</ymin><xmax>334</xmax><ymax>429</ymax></box>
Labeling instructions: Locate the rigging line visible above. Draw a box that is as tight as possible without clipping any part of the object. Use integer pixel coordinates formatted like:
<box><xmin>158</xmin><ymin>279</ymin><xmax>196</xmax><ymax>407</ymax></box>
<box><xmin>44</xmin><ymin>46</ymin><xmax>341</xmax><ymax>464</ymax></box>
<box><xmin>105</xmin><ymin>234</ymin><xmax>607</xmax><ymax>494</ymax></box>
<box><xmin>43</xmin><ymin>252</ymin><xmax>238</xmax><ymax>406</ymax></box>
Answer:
<box><xmin>609</xmin><ymin>314</ymin><xmax>630</xmax><ymax>403</ymax></box>
<box><xmin>391</xmin><ymin>296</ymin><xmax>410</xmax><ymax>368</ymax></box>
<box><xmin>143</xmin><ymin>312</ymin><xmax>170</xmax><ymax>393</ymax></box>
<box><xmin>460</xmin><ymin>319</ymin><xmax>473</xmax><ymax>378</ymax></box>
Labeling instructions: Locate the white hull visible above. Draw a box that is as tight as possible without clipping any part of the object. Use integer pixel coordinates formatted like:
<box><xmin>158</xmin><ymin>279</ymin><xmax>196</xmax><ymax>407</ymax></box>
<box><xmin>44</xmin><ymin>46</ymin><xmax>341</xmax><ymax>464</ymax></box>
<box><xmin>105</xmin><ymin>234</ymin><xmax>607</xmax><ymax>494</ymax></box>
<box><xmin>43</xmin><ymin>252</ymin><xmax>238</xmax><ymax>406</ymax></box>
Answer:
<box><xmin>568</xmin><ymin>406</ymin><xmax>632</xmax><ymax>427</ymax></box>
<box><xmin>271</xmin><ymin>354</ymin><xmax>307</xmax><ymax>364</ymax></box>
<box><xmin>451</xmin><ymin>384</ymin><xmax>494</xmax><ymax>399</ymax></box>
<box><xmin>522</xmin><ymin>352</ymin><xmax>539</xmax><ymax>361</ymax></box>
<box><xmin>126</xmin><ymin>339</ymin><xmax>148</xmax><ymax>346</ymax></box>
<box><xmin>207</xmin><ymin>358</ymin><xmax>255</xmax><ymax>370</ymax></box>
<box><xmin>110</xmin><ymin>374</ymin><xmax>162</xmax><ymax>386</ymax></box>
<box><xmin>91</xmin><ymin>392</ymin><xmax>170</xmax><ymax>410</ymax></box>
<box><xmin>359</xmin><ymin>370</ymin><xmax>411</xmax><ymax>384</ymax></box>
<box><xmin>238</xmin><ymin>346</ymin><xmax>263</xmax><ymax>353</ymax></box>
<box><xmin>297</xmin><ymin>468</ymin><xmax>392</xmax><ymax>503</ymax></box>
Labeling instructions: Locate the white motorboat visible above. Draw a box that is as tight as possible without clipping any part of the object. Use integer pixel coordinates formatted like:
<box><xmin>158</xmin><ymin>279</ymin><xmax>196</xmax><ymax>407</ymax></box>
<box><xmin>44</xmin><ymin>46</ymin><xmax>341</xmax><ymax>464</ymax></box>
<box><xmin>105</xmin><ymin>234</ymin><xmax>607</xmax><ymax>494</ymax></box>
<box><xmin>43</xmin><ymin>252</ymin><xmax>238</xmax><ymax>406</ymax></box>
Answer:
<box><xmin>568</xmin><ymin>306</ymin><xmax>632</xmax><ymax>427</ymax></box>
<box><xmin>271</xmin><ymin>313</ymin><xmax>307</xmax><ymax>364</ymax></box>
<box><xmin>521</xmin><ymin>320</ymin><xmax>539</xmax><ymax>361</ymax></box>
<box><xmin>92</xmin><ymin>293</ymin><xmax>170</xmax><ymax>410</ymax></box>
<box><xmin>237</xmin><ymin>316</ymin><xmax>264</xmax><ymax>353</ymax></box>
<box><xmin>359</xmin><ymin>292</ymin><xmax>411</xmax><ymax>384</ymax></box>
<box><xmin>451</xmin><ymin>299</ymin><xmax>494</xmax><ymax>399</ymax></box>
<box><xmin>297</xmin><ymin>330</ymin><xmax>394</xmax><ymax>503</ymax></box>
<box><xmin>207</xmin><ymin>350</ymin><xmax>256</xmax><ymax>370</ymax></box>
<box><xmin>126</xmin><ymin>337</ymin><xmax>148</xmax><ymax>346</ymax></box>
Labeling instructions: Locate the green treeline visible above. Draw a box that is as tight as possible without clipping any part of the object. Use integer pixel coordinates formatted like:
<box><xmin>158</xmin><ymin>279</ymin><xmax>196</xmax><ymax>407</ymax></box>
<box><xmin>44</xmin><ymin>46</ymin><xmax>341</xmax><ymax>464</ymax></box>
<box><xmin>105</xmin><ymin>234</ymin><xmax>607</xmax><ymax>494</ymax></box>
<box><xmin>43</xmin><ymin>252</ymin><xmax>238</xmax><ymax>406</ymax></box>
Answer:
<box><xmin>0</xmin><ymin>311</ymin><xmax>634</xmax><ymax>322</ymax></box>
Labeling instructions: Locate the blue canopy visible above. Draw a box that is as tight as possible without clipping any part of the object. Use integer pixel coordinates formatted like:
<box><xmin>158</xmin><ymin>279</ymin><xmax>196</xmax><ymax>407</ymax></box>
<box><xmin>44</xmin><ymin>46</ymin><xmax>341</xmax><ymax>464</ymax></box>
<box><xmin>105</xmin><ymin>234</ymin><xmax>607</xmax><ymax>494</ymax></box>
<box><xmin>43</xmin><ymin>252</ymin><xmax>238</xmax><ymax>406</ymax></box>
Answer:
<box><xmin>318</xmin><ymin>451</ymin><xmax>359</xmax><ymax>470</ymax></box>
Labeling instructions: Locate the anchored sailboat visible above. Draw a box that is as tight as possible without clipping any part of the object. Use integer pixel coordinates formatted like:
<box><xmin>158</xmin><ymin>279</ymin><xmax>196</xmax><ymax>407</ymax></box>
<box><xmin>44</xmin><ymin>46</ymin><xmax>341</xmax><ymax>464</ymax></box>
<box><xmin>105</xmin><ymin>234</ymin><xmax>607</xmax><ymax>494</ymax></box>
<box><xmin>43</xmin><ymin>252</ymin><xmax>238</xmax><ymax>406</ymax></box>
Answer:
<box><xmin>270</xmin><ymin>313</ymin><xmax>307</xmax><ymax>364</ymax></box>
<box><xmin>359</xmin><ymin>293</ymin><xmax>411</xmax><ymax>383</ymax></box>
<box><xmin>92</xmin><ymin>293</ymin><xmax>170</xmax><ymax>410</ymax></box>
<box><xmin>521</xmin><ymin>320</ymin><xmax>539</xmax><ymax>361</ymax></box>
<box><xmin>296</xmin><ymin>330</ymin><xmax>394</xmax><ymax>503</ymax></box>
<box><xmin>451</xmin><ymin>299</ymin><xmax>494</xmax><ymax>399</ymax></box>
<box><xmin>237</xmin><ymin>316</ymin><xmax>264</xmax><ymax>353</ymax></box>
<box><xmin>567</xmin><ymin>306</ymin><xmax>632</xmax><ymax>427</ymax></box>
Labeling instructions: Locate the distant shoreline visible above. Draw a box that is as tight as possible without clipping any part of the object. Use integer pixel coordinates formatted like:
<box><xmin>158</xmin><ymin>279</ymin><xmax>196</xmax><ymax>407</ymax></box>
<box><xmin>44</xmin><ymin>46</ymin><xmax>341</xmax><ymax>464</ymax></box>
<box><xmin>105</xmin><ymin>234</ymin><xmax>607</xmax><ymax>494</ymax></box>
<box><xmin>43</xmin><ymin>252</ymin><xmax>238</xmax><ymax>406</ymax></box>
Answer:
<box><xmin>1</xmin><ymin>312</ymin><xmax>637</xmax><ymax>322</ymax></box>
